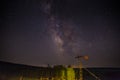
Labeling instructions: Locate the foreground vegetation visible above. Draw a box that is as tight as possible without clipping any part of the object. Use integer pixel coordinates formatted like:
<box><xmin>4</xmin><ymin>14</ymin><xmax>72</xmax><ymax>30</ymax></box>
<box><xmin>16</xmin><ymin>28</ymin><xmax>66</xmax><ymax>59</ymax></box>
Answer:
<box><xmin>0</xmin><ymin>61</ymin><xmax>120</xmax><ymax>80</ymax></box>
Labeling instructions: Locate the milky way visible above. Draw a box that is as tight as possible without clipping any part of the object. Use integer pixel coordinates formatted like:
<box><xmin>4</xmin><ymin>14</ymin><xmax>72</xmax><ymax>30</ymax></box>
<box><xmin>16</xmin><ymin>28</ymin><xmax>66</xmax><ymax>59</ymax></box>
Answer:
<box><xmin>1</xmin><ymin>0</ymin><xmax>120</xmax><ymax>67</ymax></box>
<box><xmin>41</xmin><ymin>0</ymin><xmax>80</xmax><ymax>57</ymax></box>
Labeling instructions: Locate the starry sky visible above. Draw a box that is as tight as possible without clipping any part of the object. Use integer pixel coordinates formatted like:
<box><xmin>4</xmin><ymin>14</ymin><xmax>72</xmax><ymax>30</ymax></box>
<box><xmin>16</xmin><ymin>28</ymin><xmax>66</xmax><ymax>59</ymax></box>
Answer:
<box><xmin>0</xmin><ymin>0</ymin><xmax>120</xmax><ymax>67</ymax></box>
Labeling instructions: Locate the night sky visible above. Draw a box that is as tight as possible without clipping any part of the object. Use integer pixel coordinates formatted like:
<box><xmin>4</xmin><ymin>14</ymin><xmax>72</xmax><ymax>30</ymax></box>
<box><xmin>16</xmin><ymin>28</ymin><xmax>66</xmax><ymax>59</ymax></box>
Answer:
<box><xmin>0</xmin><ymin>0</ymin><xmax>120</xmax><ymax>67</ymax></box>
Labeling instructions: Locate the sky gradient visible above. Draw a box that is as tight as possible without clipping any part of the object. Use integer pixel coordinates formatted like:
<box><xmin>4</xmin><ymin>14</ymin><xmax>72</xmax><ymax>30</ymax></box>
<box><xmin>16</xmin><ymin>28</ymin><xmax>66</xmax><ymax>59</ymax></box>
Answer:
<box><xmin>0</xmin><ymin>0</ymin><xmax>120</xmax><ymax>67</ymax></box>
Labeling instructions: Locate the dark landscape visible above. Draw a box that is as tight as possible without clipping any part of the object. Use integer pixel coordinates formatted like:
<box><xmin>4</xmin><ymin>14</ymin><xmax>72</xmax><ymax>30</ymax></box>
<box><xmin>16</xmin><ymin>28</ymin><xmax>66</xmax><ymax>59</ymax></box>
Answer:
<box><xmin>1</xmin><ymin>0</ymin><xmax>120</xmax><ymax>80</ymax></box>
<box><xmin>0</xmin><ymin>61</ymin><xmax>120</xmax><ymax>80</ymax></box>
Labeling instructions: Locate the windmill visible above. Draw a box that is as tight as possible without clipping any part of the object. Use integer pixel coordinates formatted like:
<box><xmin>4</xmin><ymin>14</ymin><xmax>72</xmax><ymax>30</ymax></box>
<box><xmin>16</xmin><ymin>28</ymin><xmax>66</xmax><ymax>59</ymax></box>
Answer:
<box><xmin>75</xmin><ymin>55</ymin><xmax>101</xmax><ymax>80</ymax></box>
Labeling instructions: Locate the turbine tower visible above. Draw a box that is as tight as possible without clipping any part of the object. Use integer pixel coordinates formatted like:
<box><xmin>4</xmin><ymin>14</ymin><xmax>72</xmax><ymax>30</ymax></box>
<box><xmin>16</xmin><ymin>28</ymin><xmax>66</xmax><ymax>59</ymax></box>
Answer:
<box><xmin>75</xmin><ymin>55</ymin><xmax>88</xmax><ymax>80</ymax></box>
<box><xmin>75</xmin><ymin>55</ymin><xmax>101</xmax><ymax>80</ymax></box>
